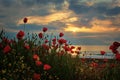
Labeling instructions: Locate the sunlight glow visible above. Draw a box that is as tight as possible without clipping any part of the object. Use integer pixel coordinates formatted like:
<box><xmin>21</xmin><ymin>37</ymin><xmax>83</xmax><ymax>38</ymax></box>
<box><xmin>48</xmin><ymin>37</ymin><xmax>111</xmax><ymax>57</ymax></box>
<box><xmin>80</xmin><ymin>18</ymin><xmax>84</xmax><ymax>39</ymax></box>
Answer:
<box><xmin>64</xmin><ymin>25</ymin><xmax>120</xmax><ymax>33</ymax></box>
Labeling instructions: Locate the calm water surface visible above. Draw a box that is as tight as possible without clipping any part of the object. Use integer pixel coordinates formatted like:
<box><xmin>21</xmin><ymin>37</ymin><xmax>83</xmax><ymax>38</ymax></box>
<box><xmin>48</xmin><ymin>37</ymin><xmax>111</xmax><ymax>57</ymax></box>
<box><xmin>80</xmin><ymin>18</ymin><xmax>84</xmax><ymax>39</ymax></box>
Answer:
<box><xmin>73</xmin><ymin>45</ymin><xmax>119</xmax><ymax>52</ymax></box>
<box><xmin>72</xmin><ymin>45</ymin><xmax>119</xmax><ymax>59</ymax></box>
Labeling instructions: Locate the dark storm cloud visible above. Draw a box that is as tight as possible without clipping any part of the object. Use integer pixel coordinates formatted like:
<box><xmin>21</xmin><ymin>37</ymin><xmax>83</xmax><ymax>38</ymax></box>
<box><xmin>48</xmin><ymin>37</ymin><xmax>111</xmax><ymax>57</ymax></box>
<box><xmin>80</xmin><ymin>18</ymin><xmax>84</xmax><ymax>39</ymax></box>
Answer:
<box><xmin>106</xmin><ymin>7</ymin><xmax>120</xmax><ymax>16</ymax></box>
<box><xmin>0</xmin><ymin>15</ymin><xmax>6</xmax><ymax>18</ymax></box>
<box><xmin>0</xmin><ymin>0</ymin><xmax>64</xmax><ymax>7</ymax></box>
<box><xmin>35</xmin><ymin>0</ymin><xmax>64</xmax><ymax>4</ymax></box>
<box><xmin>0</xmin><ymin>0</ymin><xmax>14</xmax><ymax>7</ymax></box>
<box><xmin>69</xmin><ymin>1</ymin><xmax>120</xmax><ymax>16</ymax></box>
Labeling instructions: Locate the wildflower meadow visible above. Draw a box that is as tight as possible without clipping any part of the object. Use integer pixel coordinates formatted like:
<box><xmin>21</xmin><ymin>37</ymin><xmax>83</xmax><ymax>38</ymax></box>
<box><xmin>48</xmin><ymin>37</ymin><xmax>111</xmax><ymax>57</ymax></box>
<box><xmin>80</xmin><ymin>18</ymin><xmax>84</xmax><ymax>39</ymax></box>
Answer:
<box><xmin>0</xmin><ymin>18</ymin><xmax>120</xmax><ymax>80</ymax></box>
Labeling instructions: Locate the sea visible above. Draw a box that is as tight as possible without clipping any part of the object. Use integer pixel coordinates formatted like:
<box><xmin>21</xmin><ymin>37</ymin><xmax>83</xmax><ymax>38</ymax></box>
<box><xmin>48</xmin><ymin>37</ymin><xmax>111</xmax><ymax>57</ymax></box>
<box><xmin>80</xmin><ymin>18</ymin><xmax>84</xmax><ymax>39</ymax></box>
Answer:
<box><xmin>72</xmin><ymin>45</ymin><xmax>120</xmax><ymax>59</ymax></box>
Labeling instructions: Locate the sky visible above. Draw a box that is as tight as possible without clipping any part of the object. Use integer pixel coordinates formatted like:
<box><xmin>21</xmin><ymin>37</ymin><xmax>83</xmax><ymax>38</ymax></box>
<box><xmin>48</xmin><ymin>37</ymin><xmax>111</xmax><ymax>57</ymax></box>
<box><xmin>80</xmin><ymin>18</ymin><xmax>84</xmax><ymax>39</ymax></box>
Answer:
<box><xmin>0</xmin><ymin>0</ymin><xmax>120</xmax><ymax>45</ymax></box>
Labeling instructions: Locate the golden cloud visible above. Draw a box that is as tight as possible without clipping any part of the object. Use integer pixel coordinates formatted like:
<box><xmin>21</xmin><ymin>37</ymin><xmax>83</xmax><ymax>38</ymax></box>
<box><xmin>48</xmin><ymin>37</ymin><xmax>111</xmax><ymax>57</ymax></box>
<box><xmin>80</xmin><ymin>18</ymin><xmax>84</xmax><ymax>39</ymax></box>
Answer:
<box><xmin>91</xmin><ymin>18</ymin><xmax>112</xmax><ymax>27</ymax></box>
<box><xmin>64</xmin><ymin>18</ymin><xmax>120</xmax><ymax>33</ymax></box>
<box><xmin>17</xmin><ymin>11</ymin><xmax>73</xmax><ymax>25</ymax></box>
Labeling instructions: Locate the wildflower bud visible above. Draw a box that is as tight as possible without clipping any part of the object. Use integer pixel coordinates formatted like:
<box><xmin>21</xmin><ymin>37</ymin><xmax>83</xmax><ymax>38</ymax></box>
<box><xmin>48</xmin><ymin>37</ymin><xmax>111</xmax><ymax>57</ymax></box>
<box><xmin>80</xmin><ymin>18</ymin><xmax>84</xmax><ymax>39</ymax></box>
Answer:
<box><xmin>16</xmin><ymin>30</ymin><xmax>25</xmax><ymax>40</ymax></box>
<box><xmin>33</xmin><ymin>73</ymin><xmax>40</xmax><ymax>80</ymax></box>
<box><xmin>3</xmin><ymin>45</ymin><xmax>11</xmax><ymax>54</ymax></box>
<box><xmin>44</xmin><ymin>64</ymin><xmax>51</xmax><ymax>70</ymax></box>
<box><xmin>23</xmin><ymin>17</ymin><xmax>28</xmax><ymax>23</ymax></box>
<box><xmin>43</xmin><ymin>27</ymin><xmax>48</xmax><ymax>32</ymax></box>
<box><xmin>59</xmin><ymin>32</ymin><xmax>64</xmax><ymax>37</ymax></box>
<box><xmin>100</xmin><ymin>51</ymin><xmax>106</xmax><ymax>55</ymax></box>
<box><xmin>35</xmin><ymin>61</ymin><xmax>42</xmax><ymax>66</ymax></box>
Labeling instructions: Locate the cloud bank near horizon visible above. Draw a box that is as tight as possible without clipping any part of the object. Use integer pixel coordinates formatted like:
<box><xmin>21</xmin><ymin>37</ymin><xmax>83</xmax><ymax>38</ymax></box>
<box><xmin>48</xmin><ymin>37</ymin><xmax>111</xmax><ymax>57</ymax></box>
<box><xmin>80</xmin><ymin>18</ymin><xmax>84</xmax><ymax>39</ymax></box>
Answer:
<box><xmin>0</xmin><ymin>0</ymin><xmax>120</xmax><ymax>45</ymax></box>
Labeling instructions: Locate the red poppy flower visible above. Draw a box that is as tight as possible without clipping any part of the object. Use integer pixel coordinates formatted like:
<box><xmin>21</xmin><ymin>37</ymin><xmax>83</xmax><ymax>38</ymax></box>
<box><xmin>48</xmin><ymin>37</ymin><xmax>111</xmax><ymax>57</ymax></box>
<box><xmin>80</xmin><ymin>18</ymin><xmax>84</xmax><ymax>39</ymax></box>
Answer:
<box><xmin>42</xmin><ymin>44</ymin><xmax>49</xmax><ymax>50</ymax></box>
<box><xmin>2</xmin><ymin>37</ymin><xmax>11</xmax><ymax>44</ymax></box>
<box><xmin>33</xmin><ymin>73</ymin><xmax>40</xmax><ymax>80</ymax></box>
<box><xmin>43</xmin><ymin>27</ymin><xmax>48</xmax><ymax>32</ymax></box>
<box><xmin>75</xmin><ymin>51</ymin><xmax>79</xmax><ymax>54</ymax></box>
<box><xmin>77</xmin><ymin>47</ymin><xmax>81</xmax><ymax>50</ymax></box>
<box><xmin>81</xmin><ymin>58</ymin><xmax>86</xmax><ymax>63</ymax></box>
<box><xmin>71</xmin><ymin>46</ymin><xmax>75</xmax><ymax>49</ymax></box>
<box><xmin>113</xmin><ymin>41</ymin><xmax>120</xmax><ymax>47</ymax></box>
<box><xmin>43</xmin><ymin>64</ymin><xmax>51</xmax><ymax>70</ymax></box>
<box><xmin>38</xmin><ymin>33</ymin><xmax>43</xmax><ymax>38</ymax></box>
<box><xmin>3</xmin><ymin>45</ymin><xmax>11</xmax><ymax>54</ymax></box>
<box><xmin>24</xmin><ymin>45</ymin><xmax>30</xmax><ymax>50</ymax></box>
<box><xmin>112</xmin><ymin>50</ymin><xmax>119</xmax><ymax>54</ymax></box>
<box><xmin>35</xmin><ymin>61</ymin><xmax>42</xmax><ymax>66</ymax></box>
<box><xmin>33</xmin><ymin>54</ymin><xmax>39</xmax><ymax>61</ymax></box>
<box><xmin>109</xmin><ymin>41</ymin><xmax>120</xmax><ymax>54</ymax></box>
<box><xmin>100</xmin><ymin>64</ymin><xmax>106</xmax><ymax>68</ymax></box>
<box><xmin>52</xmin><ymin>38</ymin><xmax>56</xmax><ymax>41</ymax></box>
<box><xmin>58</xmin><ymin>38</ymin><xmax>67</xmax><ymax>44</ymax></box>
<box><xmin>100</xmin><ymin>51</ymin><xmax>106</xmax><ymax>55</ymax></box>
<box><xmin>59</xmin><ymin>32</ymin><xmax>64</xmax><ymax>37</ymax></box>
<box><xmin>45</xmin><ymin>40</ymin><xmax>48</xmax><ymax>43</ymax></box>
<box><xmin>0</xmin><ymin>42</ymin><xmax>3</xmax><ymax>48</ymax></box>
<box><xmin>90</xmin><ymin>62</ymin><xmax>98</xmax><ymax>68</ymax></box>
<box><xmin>52</xmin><ymin>44</ymin><xmax>58</xmax><ymax>49</ymax></box>
<box><xmin>110</xmin><ymin>63</ymin><xmax>116</xmax><ymax>68</ymax></box>
<box><xmin>58</xmin><ymin>50</ymin><xmax>64</xmax><ymax>56</ymax></box>
<box><xmin>63</xmin><ymin>46</ymin><xmax>71</xmax><ymax>51</ymax></box>
<box><xmin>115</xmin><ymin>53</ymin><xmax>120</xmax><ymax>61</ymax></box>
<box><xmin>103</xmin><ymin>58</ymin><xmax>108</xmax><ymax>63</ymax></box>
<box><xmin>71</xmin><ymin>50</ymin><xmax>74</xmax><ymax>53</ymax></box>
<box><xmin>17</xmin><ymin>30</ymin><xmax>25</xmax><ymax>40</ymax></box>
<box><xmin>23</xmin><ymin>17</ymin><xmax>28</xmax><ymax>23</ymax></box>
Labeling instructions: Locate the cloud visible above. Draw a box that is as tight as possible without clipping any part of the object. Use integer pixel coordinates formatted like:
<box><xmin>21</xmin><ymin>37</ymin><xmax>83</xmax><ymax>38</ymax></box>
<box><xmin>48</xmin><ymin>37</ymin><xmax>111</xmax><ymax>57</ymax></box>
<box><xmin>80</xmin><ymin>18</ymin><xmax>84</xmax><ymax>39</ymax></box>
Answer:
<box><xmin>17</xmin><ymin>10</ymin><xmax>74</xmax><ymax>25</ymax></box>
<box><xmin>64</xmin><ymin>18</ymin><xmax>120</xmax><ymax>33</ymax></box>
<box><xmin>0</xmin><ymin>0</ymin><xmax>120</xmax><ymax>45</ymax></box>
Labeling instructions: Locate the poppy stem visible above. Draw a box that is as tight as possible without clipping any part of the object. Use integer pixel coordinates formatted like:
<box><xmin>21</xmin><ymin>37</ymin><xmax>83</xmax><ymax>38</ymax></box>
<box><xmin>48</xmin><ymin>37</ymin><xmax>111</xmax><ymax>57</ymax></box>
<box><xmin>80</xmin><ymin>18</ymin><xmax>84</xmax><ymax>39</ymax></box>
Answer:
<box><xmin>24</xmin><ymin>23</ymin><xmax>25</xmax><ymax>32</ymax></box>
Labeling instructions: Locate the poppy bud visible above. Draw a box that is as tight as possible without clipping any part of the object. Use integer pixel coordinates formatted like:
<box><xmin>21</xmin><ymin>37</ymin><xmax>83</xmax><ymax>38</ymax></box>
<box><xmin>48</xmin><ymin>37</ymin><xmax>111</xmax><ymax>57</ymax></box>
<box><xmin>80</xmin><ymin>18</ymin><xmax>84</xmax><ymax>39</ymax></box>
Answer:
<box><xmin>23</xmin><ymin>17</ymin><xmax>28</xmax><ymax>23</ymax></box>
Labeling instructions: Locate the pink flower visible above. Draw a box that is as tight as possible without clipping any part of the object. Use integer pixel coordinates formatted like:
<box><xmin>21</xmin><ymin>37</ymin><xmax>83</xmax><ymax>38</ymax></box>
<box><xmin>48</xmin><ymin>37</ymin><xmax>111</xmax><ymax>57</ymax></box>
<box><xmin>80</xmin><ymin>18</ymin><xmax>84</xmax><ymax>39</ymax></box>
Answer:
<box><xmin>100</xmin><ymin>51</ymin><xmax>106</xmax><ymax>55</ymax></box>
<box><xmin>43</xmin><ymin>27</ymin><xmax>48</xmax><ymax>32</ymax></box>
<box><xmin>3</xmin><ymin>45</ymin><xmax>11</xmax><ymax>54</ymax></box>
<box><xmin>35</xmin><ymin>61</ymin><xmax>42</xmax><ymax>66</ymax></box>
<box><xmin>59</xmin><ymin>32</ymin><xmax>64</xmax><ymax>37</ymax></box>
<box><xmin>23</xmin><ymin>17</ymin><xmax>28</xmax><ymax>23</ymax></box>
<box><xmin>44</xmin><ymin>64</ymin><xmax>51</xmax><ymax>70</ymax></box>
<box><xmin>17</xmin><ymin>30</ymin><xmax>25</xmax><ymax>40</ymax></box>
<box><xmin>33</xmin><ymin>73</ymin><xmax>40</xmax><ymax>80</ymax></box>
<box><xmin>38</xmin><ymin>33</ymin><xmax>43</xmax><ymax>38</ymax></box>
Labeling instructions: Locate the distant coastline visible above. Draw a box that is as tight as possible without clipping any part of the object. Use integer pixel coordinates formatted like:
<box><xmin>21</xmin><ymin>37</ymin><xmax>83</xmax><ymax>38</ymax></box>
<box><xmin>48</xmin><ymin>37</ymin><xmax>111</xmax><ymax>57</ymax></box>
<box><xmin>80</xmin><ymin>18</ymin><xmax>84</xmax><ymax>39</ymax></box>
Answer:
<box><xmin>73</xmin><ymin>45</ymin><xmax>111</xmax><ymax>52</ymax></box>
